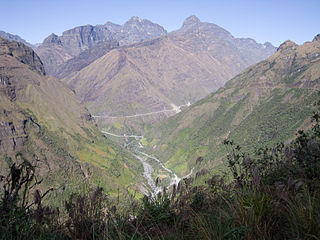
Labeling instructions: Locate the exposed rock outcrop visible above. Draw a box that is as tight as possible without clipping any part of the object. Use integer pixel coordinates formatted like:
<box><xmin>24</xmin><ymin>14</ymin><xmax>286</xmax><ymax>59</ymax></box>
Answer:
<box><xmin>0</xmin><ymin>118</ymin><xmax>27</xmax><ymax>154</ymax></box>
<box><xmin>36</xmin><ymin>17</ymin><xmax>167</xmax><ymax>76</ymax></box>
<box><xmin>0</xmin><ymin>37</ymin><xmax>45</xmax><ymax>75</ymax></box>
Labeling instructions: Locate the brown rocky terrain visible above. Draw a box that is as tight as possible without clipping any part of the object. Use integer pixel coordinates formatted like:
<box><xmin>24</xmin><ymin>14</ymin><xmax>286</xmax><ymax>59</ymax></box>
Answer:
<box><xmin>35</xmin><ymin>17</ymin><xmax>167</xmax><ymax>75</ymax></box>
<box><xmin>63</xmin><ymin>16</ymin><xmax>275</xmax><ymax>132</ymax></box>
<box><xmin>54</xmin><ymin>40</ymin><xmax>119</xmax><ymax>79</ymax></box>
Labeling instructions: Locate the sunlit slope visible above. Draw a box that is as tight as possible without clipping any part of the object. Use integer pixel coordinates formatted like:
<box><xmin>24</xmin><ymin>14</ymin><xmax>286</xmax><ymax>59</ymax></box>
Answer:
<box><xmin>144</xmin><ymin>35</ymin><xmax>320</xmax><ymax>176</ymax></box>
<box><xmin>0</xmin><ymin>37</ymin><xmax>144</xmax><ymax>196</ymax></box>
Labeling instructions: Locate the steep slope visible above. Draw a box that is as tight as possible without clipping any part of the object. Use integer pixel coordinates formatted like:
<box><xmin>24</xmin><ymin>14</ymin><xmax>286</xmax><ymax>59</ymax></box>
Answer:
<box><xmin>64</xmin><ymin>16</ymin><xmax>275</xmax><ymax>132</ymax></box>
<box><xmin>35</xmin><ymin>27</ymin><xmax>115</xmax><ymax>75</ymax></box>
<box><xmin>36</xmin><ymin>17</ymin><xmax>167</xmax><ymax>75</ymax></box>
<box><xmin>0</xmin><ymin>30</ymin><xmax>33</xmax><ymax>48</ymax></box>
<box><xmin>54</xmin><ymin>40</ymin><xmax>119</xmax><ymax>79</ymax></box>
<box><xmin>143</xmin><ymin>34</ymin><xmax>320</xmax><ymax>177</ymax></box>
<box><xmin>0</xmin><ymin>37</ymin><xmax>145</xmax><ymax>198</ymax></box>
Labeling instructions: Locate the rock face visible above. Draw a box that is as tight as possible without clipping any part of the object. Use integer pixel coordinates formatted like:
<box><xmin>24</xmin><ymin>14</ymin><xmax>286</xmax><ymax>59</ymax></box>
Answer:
<box><xmin>35</xmin><ymin>17</ymin><xmax>167</xmax><ymax>75</ymax></box>
<box><xmin>0</xmin><ymin>37</ymin><xmax>45</xmax><ymax>103</ymax></box>
<box><xmin>63</xmin><ymin>16</ymin><xmax>275</xmax><ymax>131</ymax></box>
<box><xmin>106</xmin><ymin>16</ymin><xmax>167</xmax><ymax>46</ymax></box>
<box><xmin>36</xmin><ymin>25</ymin><xmax>115</xmax><ymax>75</ymax></box>
<box><xmin>0</xmin><ymin>117</ymin><xmax>28</xmax><ymax>154</ymax></box>
<box><xmin>0</xmin><ymin>37</ymin><xmax>45</xmax><ymax>75</ymax></box>
<box><xmin>52</xmin><ymin>25</ymin><xmax>114</xmax><ymax>56</ymax></box>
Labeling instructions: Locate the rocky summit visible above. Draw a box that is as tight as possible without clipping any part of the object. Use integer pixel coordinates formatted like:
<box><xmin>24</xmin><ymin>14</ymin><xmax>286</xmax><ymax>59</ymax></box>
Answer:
<box><xmin>35</xmin><ymin>17</ymin><xmax>167</xmax><ymax>75</ymax></box>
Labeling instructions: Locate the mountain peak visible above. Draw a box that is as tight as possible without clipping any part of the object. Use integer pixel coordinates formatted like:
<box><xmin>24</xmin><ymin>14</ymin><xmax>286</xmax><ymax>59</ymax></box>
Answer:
<box><xmin>183</xmin><ymin>15</ymin><xmax>201</xmax><ymax>25</ymax></box>
<box><xmin>128</xmin><ymin>16</ymin><xmax>143</xmax><ymax>23</ymax></box>
<box><xmin>277</xmin><ymin>40</ymin><xmax>298</xmax><ymax>52</ymax></box>
<box><xmin>42</xmin><ymin>33</ymin><xmax>61</xmax><ymax>45</ymax></box>
<box><xmin>313</xmin><ymin>34</ymin><xmax>320</xmax><ymax>42</ymax></box>
<box><xmin>263</xmin><ymin>42</ymin><xmax>274</xmax><ymax>48</ymax></box>
<box><xmin>179</xmin><ymin>15</ymin><xmax>201</xmax><ymax>32</ymax></box>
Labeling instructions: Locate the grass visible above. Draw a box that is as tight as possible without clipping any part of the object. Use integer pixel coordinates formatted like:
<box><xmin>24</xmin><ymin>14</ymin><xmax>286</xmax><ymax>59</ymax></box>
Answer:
<box><xmin>165</xmin><ymin>148</ymin><xmax>189</xmax><ymax>175</ymax></box>
<box><xmin>145</xmin><ymin>87</ymin><xmax>318</xmax><ymax>185</ymax></box>
<box><xmin>141</xmin><ymin>49</ymin><xmax>320</xmax><ymax>186</ymax></box>
<box><xmin>2</xmin><ymin>109</ymin><xmax>320</xmax><ymax>239</ymax></box>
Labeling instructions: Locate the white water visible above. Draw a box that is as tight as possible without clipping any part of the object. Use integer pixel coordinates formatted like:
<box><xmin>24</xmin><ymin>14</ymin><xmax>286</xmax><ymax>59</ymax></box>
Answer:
<box><xmin>102</xmin><ymin>130</ymin><xmax>194</xmax><ymax>195</ymax></box>
<box><xmin>134</xmin><ymin>154</ymin><xmax>162</xmax><ymax>196</ymax></box>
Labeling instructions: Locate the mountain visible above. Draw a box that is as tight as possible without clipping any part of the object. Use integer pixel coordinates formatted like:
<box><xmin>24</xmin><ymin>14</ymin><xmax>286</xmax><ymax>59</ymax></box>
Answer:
<box><xmin>54</xmin><ymin>40</ymin><xmax>119</xmax><ymax>79</ymax></box>
<box><xmin>0</xmin><ymin>37</ymin><xmax>145</xmax><ymax>199</ymax></box>
<box><xmin>35</xmin><ymin>17</ymin><xmax>167</xmax><ymax>75</ymax></box>
<box><xmin>35</xmin><ymin>27</ymin><xmax>115</xmax><ymax>75</ymax></box>
<box><xmin>63</xmin><ymin>15</ymin><xmax>275</xmax><ymax>132</ymax></box>
<box><xmin>142</xmin><ymin>34</ymin><xmax>320</xmax><ymax>177</ymax></box>
<box><xmin>0</xmin><ymin>30</ymin><xmax>33</xmax><ymax>48</ymax></box>
<box><xmin>104</xmin><ymin>16</ymin><xmax>167</xmax><ymax>46</ymax></box>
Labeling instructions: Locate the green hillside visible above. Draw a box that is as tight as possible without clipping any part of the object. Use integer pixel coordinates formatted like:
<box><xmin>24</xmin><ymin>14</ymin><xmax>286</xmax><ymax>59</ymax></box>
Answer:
<box><xmin>0</xmin><ymin>37</ymin><xmax>145</xmax><ymax>202</ymax></box>
<box><xmin>144</xmin><ymin>35</ymin><xmax>320</xmax><ymax>177</ymax></box>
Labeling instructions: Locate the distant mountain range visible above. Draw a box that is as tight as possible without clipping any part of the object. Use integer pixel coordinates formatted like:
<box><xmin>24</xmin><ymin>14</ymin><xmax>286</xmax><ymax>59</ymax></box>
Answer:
<box><xmin>0</xmin><ymin>17</ymin><xmax>276</xmax><ymax>129</ymax></box>
<box><xmin>59</xmin><ymin>15</ymin><xmax>275</xmax><ymax>133</ymax></box>
<box><xmin>35</xmin><ymin>16</ymin><xmax>167</xmax><ymax>75</ymax></box>
<box><xmin>143</xmin><ymin>34</ymin><xmax>320</xmax><ymax>177</ymax></box>
<box><xmin>5</xmin><ymin>15</ymin><xmax>311</xmax><ymax>196</ymax></box>
<box><xmin>1</xmin><ymin>14</ymin><xmax>319</xmax><ymax>200</ymax></box>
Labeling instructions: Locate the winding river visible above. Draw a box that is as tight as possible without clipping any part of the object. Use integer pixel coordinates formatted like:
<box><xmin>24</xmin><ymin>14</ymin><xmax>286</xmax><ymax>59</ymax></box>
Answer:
<box><xmin>102</xmin><ymin>131</ymin><xmax>194</xmax><ymax>195</ymax></box>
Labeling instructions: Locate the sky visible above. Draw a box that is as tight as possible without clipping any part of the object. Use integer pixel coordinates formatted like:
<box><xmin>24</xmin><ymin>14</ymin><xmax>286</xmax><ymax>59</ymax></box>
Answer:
<box><xmin>0</xmin><ymin>0</ymin><xmax>319</xmax><ymax>47</ymax></box>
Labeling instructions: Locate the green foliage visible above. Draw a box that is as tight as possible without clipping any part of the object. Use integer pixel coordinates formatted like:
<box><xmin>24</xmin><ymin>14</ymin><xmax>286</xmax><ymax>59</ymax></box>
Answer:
<box><xmin>0</xmin><ymin>155</ymin><xmax>62</xmax><ymax>240</ymax></box>
<box><xmin>64</xmin><ymin>187</ymin><xmax>108</xmax><ymax>240</ymax></box>
<box><xmin>2</xmin><ymin>106</ymin><xmax>320</xmax><ymax>239</ymax></box>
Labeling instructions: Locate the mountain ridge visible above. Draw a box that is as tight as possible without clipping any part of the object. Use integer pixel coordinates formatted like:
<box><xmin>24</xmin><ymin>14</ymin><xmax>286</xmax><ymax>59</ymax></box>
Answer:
<box><xmin>0</xmin><ymin>30</ymin><xmax>33</xmax><ymax>48</ymax></box>
<box><xmin>35</xmin><ymin>17</ymin><xmax>167</xmax><ymax>75</ymax></box>
<box><xmin>142</xmin><ymin>34</ymin><xmax>320</xmax><ymax>177</ymax></box>
<box><xmin>62</xmin><ymin>16</ymin><xmax>275</xmax><ymax>133</ymax></box>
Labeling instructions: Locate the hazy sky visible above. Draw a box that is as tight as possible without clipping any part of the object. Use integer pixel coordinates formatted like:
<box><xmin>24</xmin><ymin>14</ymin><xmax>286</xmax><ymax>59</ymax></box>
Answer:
<box><xmin>1</xmin><ymin>0</ymin><xmax>319</xmax><ymax>46</ymax></box>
